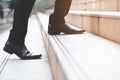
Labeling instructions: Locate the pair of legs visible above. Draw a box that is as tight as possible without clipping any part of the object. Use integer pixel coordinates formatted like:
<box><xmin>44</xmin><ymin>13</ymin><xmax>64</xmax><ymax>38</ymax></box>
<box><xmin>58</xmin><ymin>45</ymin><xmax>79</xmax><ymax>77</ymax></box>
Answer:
<box><xmin>13</xmin><ymin>0</ymin><xmax>71</xmax><ymax>32</ymax></box>
<box><xmin>3</xmin><ymin>0</ymin><xmax>85</xmax><ymax>59</ymax></box>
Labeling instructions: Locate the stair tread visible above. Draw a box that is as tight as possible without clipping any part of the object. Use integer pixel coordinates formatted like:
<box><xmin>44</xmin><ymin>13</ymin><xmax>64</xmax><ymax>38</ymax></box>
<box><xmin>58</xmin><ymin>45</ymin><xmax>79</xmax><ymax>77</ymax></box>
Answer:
<box><xmin>69</xmin><ymin>10</ymin><xmax>120</xmax><ymax>18</ymax></box>
<box><xmin>0</xmin><ymin>15</ymin><xmax>53</xmax><ymax>80</ymax></box>
<box><xmin>37</xmin><ymin>12</ymin><xmax>120</xmax><ymax>80</ymax></box>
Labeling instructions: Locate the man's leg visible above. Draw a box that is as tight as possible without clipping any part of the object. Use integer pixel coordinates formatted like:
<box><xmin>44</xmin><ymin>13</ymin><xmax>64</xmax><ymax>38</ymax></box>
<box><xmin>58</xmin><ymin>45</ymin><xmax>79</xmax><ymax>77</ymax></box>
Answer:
<box><xmin>10</xmin><ymin>0</ymin><xmax>35</xmax><ymax>44</ymax></box>
<box><xmin>50</xmin><ymin>0</ymin><xmax>71</xmax><ymax>24</ymax></box>
<box><xmin>3</xmin><ymin>0</ymin><xmax>41</xmax><ymax>59</ymax></box>
<box><xmin>13</xmin><ymin>0</ymin><xmax>35</xmax><ymax>35</ymax></box>
<box><xmin>48</xmin><ymin>0</ymin><xmax>85</xmax><ymax>35</ymax></box>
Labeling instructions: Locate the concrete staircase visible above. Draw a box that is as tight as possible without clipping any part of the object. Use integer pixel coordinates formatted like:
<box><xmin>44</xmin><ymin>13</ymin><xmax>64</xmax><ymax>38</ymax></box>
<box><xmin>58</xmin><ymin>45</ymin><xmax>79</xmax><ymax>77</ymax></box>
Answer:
<box><xmin>37</xmin><ymin>12</ymin><xmax>120</xmax><ymax>80</ymax></box>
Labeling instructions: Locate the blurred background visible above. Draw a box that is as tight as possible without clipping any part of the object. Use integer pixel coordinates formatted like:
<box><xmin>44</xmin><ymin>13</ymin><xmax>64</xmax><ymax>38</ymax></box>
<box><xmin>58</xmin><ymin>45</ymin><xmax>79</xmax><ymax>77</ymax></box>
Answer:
<box><xmin>0</xmin><ymin>0</ymin><xmax>55</xmax><ymax>24</ymax></box>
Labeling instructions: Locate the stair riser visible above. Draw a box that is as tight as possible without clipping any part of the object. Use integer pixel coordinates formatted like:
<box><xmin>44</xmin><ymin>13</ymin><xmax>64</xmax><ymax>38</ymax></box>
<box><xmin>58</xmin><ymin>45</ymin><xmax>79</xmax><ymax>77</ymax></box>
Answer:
<box><xmin>71</xmin><ymin>0</ymin><xmax>120</xmax><ymax>11</ymax></box>
<box><xmin>66</xmin><ymin>14</ymin><xmax>120</xmax><ymax>44</ymax></box>
<box><xmin>41</xmin><ymin>27</ymin><xmax>66</xmax><ymax>80</ymax></box>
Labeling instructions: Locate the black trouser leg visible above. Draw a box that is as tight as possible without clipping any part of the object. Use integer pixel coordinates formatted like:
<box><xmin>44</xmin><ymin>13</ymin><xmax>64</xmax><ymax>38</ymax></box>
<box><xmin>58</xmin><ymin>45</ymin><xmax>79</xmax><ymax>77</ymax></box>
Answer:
<box><xmin>50</xmin><ymin>0</ymin><xmax>72</xmax><ymax>24</ymax></box>
<box><xmin>13</xmin><ymin>0</ymin><xmax>35</xmax><ymax>32</ymax></box>
<box><xmin>0</xmin><ymin>11</ymin><xmax>4</xmax><ymax>19</ymax></box>
<box><xmin>9</xmin><ymin>0</ymin><xmax>35</xmax><ymax>44</ymax></box>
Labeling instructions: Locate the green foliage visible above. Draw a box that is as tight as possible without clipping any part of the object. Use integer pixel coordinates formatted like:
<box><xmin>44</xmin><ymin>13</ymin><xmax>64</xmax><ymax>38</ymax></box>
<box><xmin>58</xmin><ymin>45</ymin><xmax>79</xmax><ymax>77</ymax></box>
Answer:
<box><xmin>34</xmin><ymin>0</ymin><xmax>55</xmax><ymax>11</ymax></box>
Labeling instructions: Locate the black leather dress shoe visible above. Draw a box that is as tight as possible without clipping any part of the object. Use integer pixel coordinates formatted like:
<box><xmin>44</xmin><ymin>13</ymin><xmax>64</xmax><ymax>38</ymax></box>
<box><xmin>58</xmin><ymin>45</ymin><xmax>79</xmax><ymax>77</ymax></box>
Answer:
<box><xmin>48</xmin><ymin>23</ymin><xmax>85</xmax><ymax>35</ymax></box>
<box><xmin>3</xmin><ymin>41</ymin><xmax>42</xmax><ymax>59</ymax></box>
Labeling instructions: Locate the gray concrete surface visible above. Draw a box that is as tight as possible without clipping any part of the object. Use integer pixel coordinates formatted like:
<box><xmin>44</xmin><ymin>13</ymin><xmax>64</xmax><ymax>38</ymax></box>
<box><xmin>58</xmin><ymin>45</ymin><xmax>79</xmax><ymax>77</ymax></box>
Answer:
<box><xmin>0</xmin><ymin>15</ymin><xmax>53</xmax><ymax>80</ymax></box>
<box><xmin>37</xmin><ymin>12</ymin><xmax>120</xmax><ymax>80</ymax></box>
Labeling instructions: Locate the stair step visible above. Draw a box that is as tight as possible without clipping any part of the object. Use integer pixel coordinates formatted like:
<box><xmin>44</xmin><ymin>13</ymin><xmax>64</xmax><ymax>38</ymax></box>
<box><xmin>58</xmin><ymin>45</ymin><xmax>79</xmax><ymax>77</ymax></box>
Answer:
<box><xmin>70</xmin><ymin>0</ymin><xmax>119</xmax><ymax>11</ymax></box>
<box><xmin>37</xmin><ymin>12</ymin><xmax>120</xmax><ymax>80</ymax></box>
<box><xmin>69</xmin><ymin>10</ymin><xmax>120</xmax><ymax>18</ymax></box>
<box><xmin>0</xmin><ymin>16</ymin><xmax>53</xmax><ymax>80</ymax></box>
<box><xmin>65</xmin><ymin>10</ymin><xmax>120</xmax><ymax>44</ymax></box>
<box><xmin>0</xmin><ymin>54</ymin><xmax>10</xmax><ymax>74</ymax></box>
<box><xmin>0</xmin><ymin>24</ymin><xmax>12</xmax><ymax>75</ymax></box>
